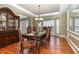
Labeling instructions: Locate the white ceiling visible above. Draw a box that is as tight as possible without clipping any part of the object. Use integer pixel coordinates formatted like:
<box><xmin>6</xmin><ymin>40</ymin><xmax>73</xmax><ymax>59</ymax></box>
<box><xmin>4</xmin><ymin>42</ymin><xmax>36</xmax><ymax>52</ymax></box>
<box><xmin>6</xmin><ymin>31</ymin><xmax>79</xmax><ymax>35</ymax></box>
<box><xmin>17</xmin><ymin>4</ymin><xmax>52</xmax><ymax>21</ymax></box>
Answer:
<box><xmin>0</xmin><ymin>4</ymin><xmax>79</xmax><ymax>18</ymax></box>
<box><xmin>73</xmin><ymin>4</ymin><xmax>79</xmax><ymax>9</ymax></box>
<box><xmin>18</xmin><ymin>4</ymin><xmax>60</xmax><ymax>15</ymax></box>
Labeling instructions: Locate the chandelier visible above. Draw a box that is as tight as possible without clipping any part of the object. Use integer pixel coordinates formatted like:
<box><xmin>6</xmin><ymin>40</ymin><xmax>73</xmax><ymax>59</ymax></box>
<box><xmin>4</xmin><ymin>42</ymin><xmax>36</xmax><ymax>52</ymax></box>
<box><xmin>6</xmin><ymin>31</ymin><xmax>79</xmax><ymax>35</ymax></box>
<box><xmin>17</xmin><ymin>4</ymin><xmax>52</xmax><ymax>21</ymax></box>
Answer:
<box><xmin>35</xmin><ymin>5</ymin><xmax>44</xmax><ymax>21</ymax></box>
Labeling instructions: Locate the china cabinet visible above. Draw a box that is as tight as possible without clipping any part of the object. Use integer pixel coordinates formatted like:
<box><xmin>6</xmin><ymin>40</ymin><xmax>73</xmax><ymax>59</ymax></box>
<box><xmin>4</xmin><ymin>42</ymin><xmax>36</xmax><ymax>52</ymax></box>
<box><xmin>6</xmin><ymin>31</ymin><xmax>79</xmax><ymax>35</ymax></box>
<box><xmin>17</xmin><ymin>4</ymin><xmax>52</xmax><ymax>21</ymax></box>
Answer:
<box><xmin>0</xmin><ymin>7</ymin><xmax>20</xmax><ymax>30</ymax></box>
<box><xmin>0</xmin><ymin>7</ymin><xmax>20</xmax><ymax>47</ymax></box>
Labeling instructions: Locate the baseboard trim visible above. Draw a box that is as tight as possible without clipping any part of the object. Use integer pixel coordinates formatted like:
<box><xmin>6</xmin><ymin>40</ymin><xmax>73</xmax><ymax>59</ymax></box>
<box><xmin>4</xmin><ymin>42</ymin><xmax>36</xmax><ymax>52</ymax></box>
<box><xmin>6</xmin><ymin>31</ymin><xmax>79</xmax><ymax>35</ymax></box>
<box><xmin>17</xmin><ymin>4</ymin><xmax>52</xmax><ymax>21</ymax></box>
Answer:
<box><xmin>64</xmin><ymin>36</ymin><xmax>79</xmax><ymax>54</ymax></box>
<box><xmin>59</xmin><ymin>35</ymin><xmax>65</xmax><ymax>37</ymax></box>
<box><xmin>52</xmin><ymin>34</ymin><xmax>65</xmax><ymax>37</ymax></box>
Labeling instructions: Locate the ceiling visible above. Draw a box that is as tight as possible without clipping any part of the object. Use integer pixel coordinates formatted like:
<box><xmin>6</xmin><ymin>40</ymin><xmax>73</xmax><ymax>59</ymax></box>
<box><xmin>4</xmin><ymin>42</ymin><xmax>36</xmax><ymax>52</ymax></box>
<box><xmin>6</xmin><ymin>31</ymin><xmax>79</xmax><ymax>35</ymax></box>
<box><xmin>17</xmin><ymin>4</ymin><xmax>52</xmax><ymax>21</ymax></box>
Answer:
<box><xmin>0</xmin><ymin>4</ymin><xmax>79</xmax><ymax>18</ymax></box>
<box><xmin>18</xmin><ymin>4</ymin><xmax>60</xmax><ymax>15</ymax></box>
<box><xmin>73</xmin><ymin>4</ymin><xmax>79</xmax><ymax>9</ymax></box>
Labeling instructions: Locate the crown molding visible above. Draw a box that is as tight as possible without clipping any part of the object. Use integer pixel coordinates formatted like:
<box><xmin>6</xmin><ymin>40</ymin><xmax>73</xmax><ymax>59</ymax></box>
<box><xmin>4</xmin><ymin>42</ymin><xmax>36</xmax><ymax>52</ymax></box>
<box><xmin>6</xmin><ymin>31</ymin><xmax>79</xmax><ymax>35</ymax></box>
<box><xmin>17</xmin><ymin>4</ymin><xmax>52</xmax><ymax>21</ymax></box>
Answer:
<box><xmin>9</xmin><ymin>4</ymin><xmax>36</xmax><ymax>17</ymax></box>
<box><xmin>9</xmin><ymin>4</ymin><xmax>60</xmax><ymax>17</ymax></box>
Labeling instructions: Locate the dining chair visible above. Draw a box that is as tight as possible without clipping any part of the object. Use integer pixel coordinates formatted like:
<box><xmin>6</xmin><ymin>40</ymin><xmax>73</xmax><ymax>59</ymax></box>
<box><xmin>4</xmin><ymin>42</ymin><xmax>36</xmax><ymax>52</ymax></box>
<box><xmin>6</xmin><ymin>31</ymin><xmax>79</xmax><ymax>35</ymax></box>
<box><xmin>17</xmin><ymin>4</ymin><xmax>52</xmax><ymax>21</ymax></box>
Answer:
<box><xmin>41</xmin><ymin>27</ymin><xmax>50</xmax><ymax>49</ymax></box>
<box><xmin>33</xmin><ymin>26</ymin><xmax>37</xmax><ymax>32</ymax></box>
<box><xmin>48</xmin><ymin>27</ymin><xmax>51</xmax><ymax>41</ymax></box>
<box><xmin>27</xmin><ymin>26</ymin><xmax>32</xmax><ymax>34</ymax></box>
<box><xmin>43</xmin><ymin>26</ymin><xmax>48</xmax><ymax>31</ymax></box>
<box><xmin>27</xmin><ymin>26</ymin><xmax>38</xmax><ymax>42</ymax></box>
<box><xmin>18</xmin><ymin>29</ymin><xmax>36</xmax><ymax>54</ymax></box>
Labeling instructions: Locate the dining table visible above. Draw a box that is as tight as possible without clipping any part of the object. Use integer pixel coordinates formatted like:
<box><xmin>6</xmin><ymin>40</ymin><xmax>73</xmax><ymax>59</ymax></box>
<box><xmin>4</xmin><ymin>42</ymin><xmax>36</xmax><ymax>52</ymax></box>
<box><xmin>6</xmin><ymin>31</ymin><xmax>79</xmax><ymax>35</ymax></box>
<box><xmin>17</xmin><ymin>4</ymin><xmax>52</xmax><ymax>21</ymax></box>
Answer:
<box><xmin>22</xmin><ymin>31</ymin><xmax>46</xmax><ymax>53</ymax></box>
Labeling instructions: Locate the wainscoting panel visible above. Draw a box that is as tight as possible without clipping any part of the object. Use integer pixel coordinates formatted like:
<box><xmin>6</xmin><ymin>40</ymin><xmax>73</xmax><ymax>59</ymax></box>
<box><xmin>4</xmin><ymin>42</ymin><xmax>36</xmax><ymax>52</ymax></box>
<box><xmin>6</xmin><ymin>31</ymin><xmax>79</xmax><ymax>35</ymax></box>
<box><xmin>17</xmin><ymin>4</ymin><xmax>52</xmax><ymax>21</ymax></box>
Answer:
<box><xmin>66</xmin><ymin>31</ymin><xmax>79</xmax><ymax>53</ymax></box>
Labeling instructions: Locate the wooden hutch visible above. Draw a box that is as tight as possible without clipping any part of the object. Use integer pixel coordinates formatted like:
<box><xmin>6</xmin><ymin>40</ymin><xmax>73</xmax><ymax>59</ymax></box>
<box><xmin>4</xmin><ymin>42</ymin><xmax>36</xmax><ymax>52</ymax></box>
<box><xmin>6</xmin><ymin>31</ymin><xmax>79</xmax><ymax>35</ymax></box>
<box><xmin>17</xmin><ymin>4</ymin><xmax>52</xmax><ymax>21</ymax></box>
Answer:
<box><xmin>0</xmin><ymin>7</ymin><xmax>20</xmax><ymax>48</ymax></box>
<box><xmin>0</xmin><ymin>7</ymin><xmax>20</xmax><ymax>30</ymax></box>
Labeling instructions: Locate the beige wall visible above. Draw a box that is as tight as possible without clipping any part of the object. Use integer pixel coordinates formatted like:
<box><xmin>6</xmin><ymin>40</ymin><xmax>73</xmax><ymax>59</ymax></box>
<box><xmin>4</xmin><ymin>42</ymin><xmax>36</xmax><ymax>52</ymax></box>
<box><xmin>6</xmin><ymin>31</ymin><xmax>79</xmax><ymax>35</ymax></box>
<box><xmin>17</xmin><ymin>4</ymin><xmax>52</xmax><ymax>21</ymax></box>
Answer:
<box><xmin>27</xmin><ymin>17</ymin><xmax>38</xmax><ymax>30</ymax></box>
<box><xmin>59</xmin><ymin>12</ymin><xmax>67</xmax><ymax>36</ymax></box>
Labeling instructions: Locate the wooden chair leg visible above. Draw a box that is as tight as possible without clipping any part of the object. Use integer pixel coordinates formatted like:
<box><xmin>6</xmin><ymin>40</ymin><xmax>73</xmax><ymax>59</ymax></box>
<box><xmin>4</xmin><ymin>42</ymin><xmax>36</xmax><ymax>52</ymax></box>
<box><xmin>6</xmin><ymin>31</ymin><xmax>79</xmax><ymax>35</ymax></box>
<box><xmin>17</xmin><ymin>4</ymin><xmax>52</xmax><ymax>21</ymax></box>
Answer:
<box><xmin>45</xmin><ymin>40</ymin><xmax>48</xmax><ymax>49</ymax></box>
<box><xmin>20</xmin><ymin>49</ymin><xmax>23</xmax><ymax>54</ymax></box>
<box><xmin>20</xmin><ymin>42</ymin><xmax>24</xmax><ymax>54</ymax></box>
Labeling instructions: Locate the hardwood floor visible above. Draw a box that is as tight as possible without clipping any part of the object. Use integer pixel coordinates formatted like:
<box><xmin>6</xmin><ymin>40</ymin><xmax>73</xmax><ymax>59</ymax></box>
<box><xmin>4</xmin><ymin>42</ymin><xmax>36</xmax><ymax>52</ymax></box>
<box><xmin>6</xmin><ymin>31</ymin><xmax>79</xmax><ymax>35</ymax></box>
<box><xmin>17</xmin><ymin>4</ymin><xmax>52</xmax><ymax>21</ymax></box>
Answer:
<box><xmin>0</xmin><ymin>36</ymin><xmax>74</xmax><ymax>54</ymax></box>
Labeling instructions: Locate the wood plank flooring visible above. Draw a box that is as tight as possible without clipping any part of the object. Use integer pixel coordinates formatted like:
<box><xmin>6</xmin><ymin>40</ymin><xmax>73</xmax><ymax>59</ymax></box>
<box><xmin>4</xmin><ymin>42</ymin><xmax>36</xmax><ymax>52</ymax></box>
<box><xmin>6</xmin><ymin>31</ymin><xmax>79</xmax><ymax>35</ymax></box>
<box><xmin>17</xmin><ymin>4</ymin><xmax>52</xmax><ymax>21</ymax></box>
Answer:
<box><xmin>0</xmin><ymin>36</ymin><xmax>74</xmax><ymax>54</ymax></box>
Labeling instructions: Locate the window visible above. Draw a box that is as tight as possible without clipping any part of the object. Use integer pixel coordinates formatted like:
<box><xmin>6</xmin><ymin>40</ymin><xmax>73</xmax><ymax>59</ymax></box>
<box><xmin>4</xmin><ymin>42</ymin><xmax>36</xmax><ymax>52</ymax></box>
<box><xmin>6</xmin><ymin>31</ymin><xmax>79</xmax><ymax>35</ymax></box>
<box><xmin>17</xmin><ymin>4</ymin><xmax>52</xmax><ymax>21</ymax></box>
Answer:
<box><xmin>43</xmin><ymin>19</ymin><xmax>59</xmax><ymax>34</ymax></box>
<box><xmin>20</xmin><ymin>20</ymin><xmax>28</xmax><ymax>34</ymax></box>
<box><xmin>69</xmin><ymin>18</ymin><xmax>74</xmax><ymax>31</ymax></box>
<box><xmin>69</xmin><ymin>17</ymin><xmax>79</xmax><ymax>33</ymax></box>
<box><xmin>74</xmin><ymin>18</ymin><xmax>79</xmax><ymax>32</ymax></box>
<box><xmin>43</xmin><ymin>20</ymin><xmax>54</xmax><ymax>27</ymax></box>
<box><xmin>43</xmin><ymin>20</ymin><xmax>54</xmax><ymax>34</ymax></box>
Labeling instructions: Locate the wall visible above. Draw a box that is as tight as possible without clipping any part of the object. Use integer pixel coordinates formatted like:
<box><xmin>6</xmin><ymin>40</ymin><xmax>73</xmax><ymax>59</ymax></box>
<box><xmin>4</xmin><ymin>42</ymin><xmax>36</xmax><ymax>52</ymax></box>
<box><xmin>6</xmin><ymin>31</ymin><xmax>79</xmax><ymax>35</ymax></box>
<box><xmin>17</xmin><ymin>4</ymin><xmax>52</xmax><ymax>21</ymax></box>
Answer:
<box><xmin>59</xmin><ymin>12</ymin><xmax>67</xmax><ymax>36</ymax></box>
<box><xmin>27</xmin><ymin>17</ymin><xmax>42</xmax><ymax>30</ymax></box>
